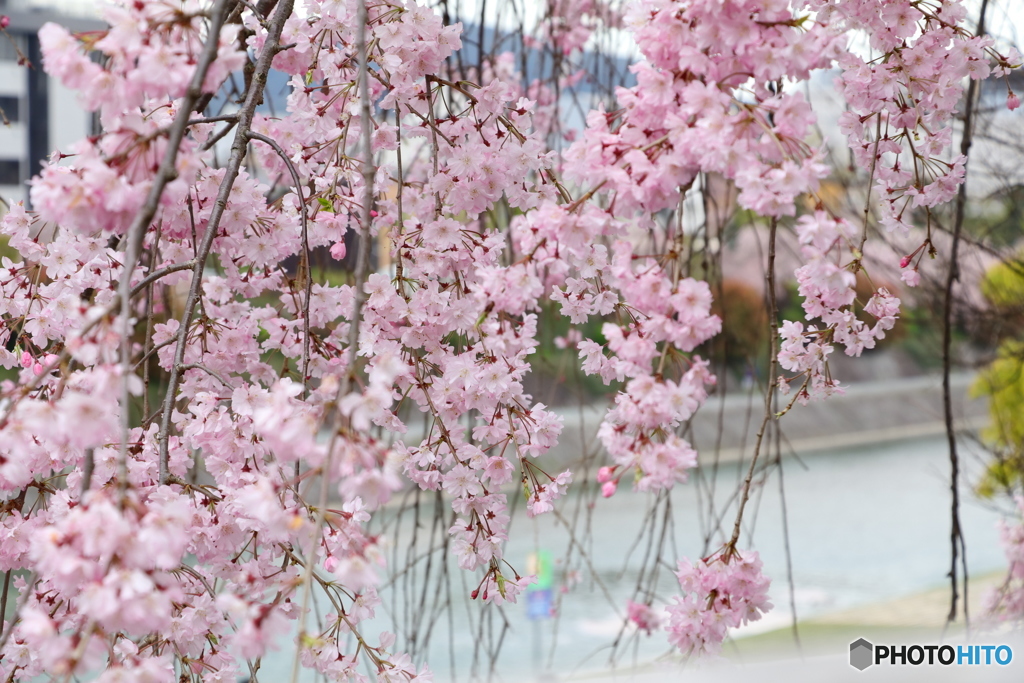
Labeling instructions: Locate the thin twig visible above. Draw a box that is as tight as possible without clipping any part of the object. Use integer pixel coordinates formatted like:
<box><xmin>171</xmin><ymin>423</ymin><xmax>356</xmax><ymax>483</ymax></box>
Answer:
<box><xmin>179</xmin><ymin>363</ymin><xmax>233</xmax><ymax>388</ymax></box>
<box><xmin>187</xmin><ymin>113</ymin><xmax>240</xmax><ymax>126</ymax></box>
<box><xmin>942</xmin><ymin>0</ymin><xmax>989</xmax><ymax>630</ymax></box>
<box><xmin>117</xmin><ymin>0</ymin><xmax>234</xmax><ymax>501</ymax></box>
<box><xmin>81</xmin><ymin>448</ymin><xmax>95</xmax><ymax>496</ymax></box>
<box><xmin>129</xmin><ymin>259</ymin><xmax>199</xmax><ymax>298</ymax></box>
<box><xmin>290</xmin><ymin>0</ymin><xmax>377</xmax><ymax>680</ymax></box>
<box><xmin>141</xmin><ymin>226</ymin><xmax>162</xmax><ymax>429</ymax></box>
<box><xmin>247</xmin><ymin>131</ymin><xmax>313</xmax><ymax>390</ymax></box>
<box><xmin>728</xmin><ymin>217</ymin><xmax>779</xmax><ymax>552</ymax></box>
<box><xmin>156</xmin><ymin>0</ymin><xmax>296</xmax><ymax>485</ymax></box>
<box><xmin>0</xmin><ymin>572</ymin><xmax>37</xmax><ymax>655</ymax></box>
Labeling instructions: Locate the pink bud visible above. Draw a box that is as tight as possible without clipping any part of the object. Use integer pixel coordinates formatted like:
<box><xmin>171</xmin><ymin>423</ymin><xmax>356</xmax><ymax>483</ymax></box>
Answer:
<box><xmin>1008</xmin><ymin>92</ymin><xmax>1020</xmax><ymax>111</ymax></box>
<box><xmin>596</xmin><ymin>466</ymin><xmax>613</xmax><ymax>484</ymax></box>
<box><xmin>601</xmin><ymin>480</ymin><xmax>617</xmax><ymax>498</ymax></box>
<box><xmin>0</xmin><ymin>16</ymin><xmax>9</xmax><ymax>29</ymax></box>
<box><xmin>330</xmin><ymin>242</ymin><xmax>347</xmax><ymax>260</ymax></box>
<box><xmin>370</xmin><ymin>210</ymin><xmax>378</xmax><ymax>218</ymax></box>
<box><xmin>324</xmin><ymin>556</ymin><xmax>339</xmax><ymax>572</ymax></box>
<box><xmin>20</xmin><ymin>351</ymin><xmax>32</xmax><ymax>369</ymax></box>
<box><xmin>33</xmin><ymin>363</ymin><xmax>43</xmax><ymax>376</ymax></box>
<box><xmin>899</xmin><ymin>255</ymin><xmax>911</xmax><ymax>269</ymax></box>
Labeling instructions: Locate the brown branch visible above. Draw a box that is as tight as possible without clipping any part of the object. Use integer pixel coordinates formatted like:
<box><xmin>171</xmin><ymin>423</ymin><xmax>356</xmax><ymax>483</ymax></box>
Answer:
<box><xmin>117</xmin><ymin>0</ymin><xmax>235</xmax><ymax>500</ymax></box>
<box><xmin>156</xmin><ymin>0</ymin><xmax>296</xmax><ymax>485</ymax></box>
<box><xmin>290</xmin><ymin>1</ymin><xmax>377</xmax><ymax>680</ymax></box>
<box><xmin>728</xmin><ymin>217</ymin><xmax>779</xmax><ymax>553</ymax></box>
<box><xmin>129</xmin><ymin>259</ymin><xmax>199</xmax><ymax>298</ymax></box>
<box><xmin>0</xmin><ymin>572</ymin><xmax>37</xmax><ymax>655</ymax></box>
<box><xmin>942</xmin><ymin>0</ymin><xmax>989</xmax><ymax>630</ymax></box>
<box><xmin>247</xmin><ymin>131</ymin><xmax>313</xmax><ymax>391</ymax></box>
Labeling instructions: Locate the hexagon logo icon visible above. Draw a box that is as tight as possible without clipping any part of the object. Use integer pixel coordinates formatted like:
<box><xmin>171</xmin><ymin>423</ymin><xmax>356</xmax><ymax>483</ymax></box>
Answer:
<box><xmin>850</xmin><ymin>638</ymin><xmax>874</xmax><ymax>670</ymax></box>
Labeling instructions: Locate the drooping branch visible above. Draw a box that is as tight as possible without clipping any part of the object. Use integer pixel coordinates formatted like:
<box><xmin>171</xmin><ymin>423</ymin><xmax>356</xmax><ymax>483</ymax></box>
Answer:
<box><xmin>728</xmin><ymin>216</ymin><xmax>779</xmax><ymax>553</ymax></box>
<box><xmin>116</xmin><ymin>0</ymin><xmax>234</xmax><ymax>497</ymax></box>
<box><xmin>290</xmin><ymin>2</ymin><xmax>378</xmax><ymax>679</ymax></box>
<box><xmin>247</xmin><ymin>131</ymin><xmax>313</xmax><ymax>391</ymax></box>
<box><xmin>157</xmin><ymin>0</ymin><xmax>296</xmax><ymax>485</ymax></box>
<box><xmin>942</xmin><ymin>0</ymin><xmax>990</xmax><ymax>630</ymax></box>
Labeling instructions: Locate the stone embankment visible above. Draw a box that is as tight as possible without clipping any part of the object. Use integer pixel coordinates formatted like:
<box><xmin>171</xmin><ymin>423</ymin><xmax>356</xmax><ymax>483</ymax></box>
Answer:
<box><xmin>549</xmin><ymin>372</ymin><xmax>987</xmax><ymax>467</ymax></box>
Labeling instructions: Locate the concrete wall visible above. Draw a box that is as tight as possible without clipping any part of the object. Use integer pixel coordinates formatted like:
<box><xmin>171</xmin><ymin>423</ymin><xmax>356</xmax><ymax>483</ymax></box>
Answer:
<box><xmin>548</xmin><ymin>372</ymin><xmax>988</xmax><ymax>469</ymax></box>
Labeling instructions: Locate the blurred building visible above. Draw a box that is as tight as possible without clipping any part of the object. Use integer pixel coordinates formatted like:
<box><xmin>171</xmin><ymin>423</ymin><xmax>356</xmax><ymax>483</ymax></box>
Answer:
<box><xmin>0</xmin><ymin>0</ymin><xmax>99</xmax><ymax>206</ymax></box>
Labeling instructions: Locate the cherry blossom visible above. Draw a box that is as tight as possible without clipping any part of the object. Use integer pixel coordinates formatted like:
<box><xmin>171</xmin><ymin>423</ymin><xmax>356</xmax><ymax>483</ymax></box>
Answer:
<box><xmin>0</xmin><ymin>0</ymin><xmax>1013</xmax><ymax>679</ymax></box>
<box><xmin>666</xmin><ymin>549</ymin><xmax>772</xmax><ymax>657</ymax></box>
<box><xmin>985</xmin><ymin>497</ymin><xmax>1024</xmax><ymax>623</ymax></box>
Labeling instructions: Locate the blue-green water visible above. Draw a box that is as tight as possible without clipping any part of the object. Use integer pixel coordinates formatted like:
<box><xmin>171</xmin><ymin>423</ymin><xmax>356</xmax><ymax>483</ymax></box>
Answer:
<box><xmin>255</xmin><ymin>435</ymin><xmax>1007</xmax><ymax>682</ymax></box>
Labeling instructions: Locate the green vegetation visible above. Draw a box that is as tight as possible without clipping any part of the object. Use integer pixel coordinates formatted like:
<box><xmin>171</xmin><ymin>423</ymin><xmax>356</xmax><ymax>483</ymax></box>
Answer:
<box><xmin>972</xmin><ymin>255</ymin><xmax>1024</xmax><ymax>498</ymax></box>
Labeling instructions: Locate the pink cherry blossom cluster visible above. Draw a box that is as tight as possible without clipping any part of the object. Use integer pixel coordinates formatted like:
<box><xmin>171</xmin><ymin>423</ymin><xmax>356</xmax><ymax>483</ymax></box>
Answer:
<box><xmin>626</xmin><ymin>599</ymin><xmax>662</xmax><ymax>635</ymax></box>
<box><xmin>665</xmin><ymin>549</ymin><xmax>772</xmax><ymax>657</ymax></box>
<box><xmin>39</xmin><ymin>1</ymin><xmax>245</xmax><ymax>126</ymax></box>
<box><xmin>0</xmin><ymin>1</ymin><xmax>446</xmax><ymax>679</ymax></box>
<box><xmin>565</xmin><ymin>0</ymin><xmax>840</xmax><ymax>218</ymax></box>
<box><xmin>529</xmin><ymin>0</ymin><xmax>619</xmax><ymax>56</ymax></box>
<box><xmin>985</xmin><ymin>497</ymin><xmax>1024</xmax><ymax>623</ymax></box>
<box><xmin>0</xmin><ymin>0</ymin><xmax>1015</xmax><ymax>678</ymax></box>
<box><xmin>511</xmin><ymin>199</ymin><xmax>719</xmax><ymax>495</ymax></box>
<box><xmin>547</xmin><ymin>0</ymin><xmax>837</xmax><ymax>488</ymax></box>
<box><xmin>358</xmin><ymin>83</ymin><xmax>569</xmax><ymax>589</ymax></box>
<box><xmin>33</xmin><ymin>6</ymin><xmax>244</xmax><ymax>237</ymax></box>
<box><xmin>257</xmin><ymin>0</ymin><xmax>574</xmax><ymax>610</ymax></box>
<box><xmin>821</xmin><ymin>0</ymin><xmax>1021</xmax><ymax>237</ymax></box>
<box><xmin>777</xmin><ymin>211</ymin><xmax>901</xmax><ymax>403</ymax></box>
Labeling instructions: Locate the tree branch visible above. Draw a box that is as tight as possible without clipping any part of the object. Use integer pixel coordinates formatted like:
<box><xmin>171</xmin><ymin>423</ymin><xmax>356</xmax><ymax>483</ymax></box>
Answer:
<box><xmin>116</xmin><ymin>0</ymin><xmax>234</xmax><ymax>497</ymax></box>
<box><xmin>247</xmin><ymin>131</ymin><xmax>313</xmax><ymax>392</ymax></box>
<box><xmin>157</xmin><ymin>0</ymin><xmax>296</xmax><ymax>485</ymax></box>
<box><xmin>942</xmin><ymin>0</ymin><xmax>989</xmax><ymax>630</ymax></box>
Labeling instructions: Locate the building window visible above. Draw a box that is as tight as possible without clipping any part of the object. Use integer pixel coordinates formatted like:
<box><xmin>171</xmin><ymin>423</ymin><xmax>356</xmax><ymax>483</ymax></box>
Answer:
<box><xmin>0</xmin><ymin>96</ymin><xmax>19</xmax><ymax>123</ymax></box>
<box><xmin>0</xmin><ymin>159</ymin><xmax>20</xmax><ymax>186</ymax></box>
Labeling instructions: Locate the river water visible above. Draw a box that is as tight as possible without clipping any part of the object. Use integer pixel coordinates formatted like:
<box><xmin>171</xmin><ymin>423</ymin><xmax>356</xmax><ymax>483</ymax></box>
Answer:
<box><xmin>257</xmin><ymin>434</ymin><xmax>1009</xmax><ymax>682</ymax></box>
